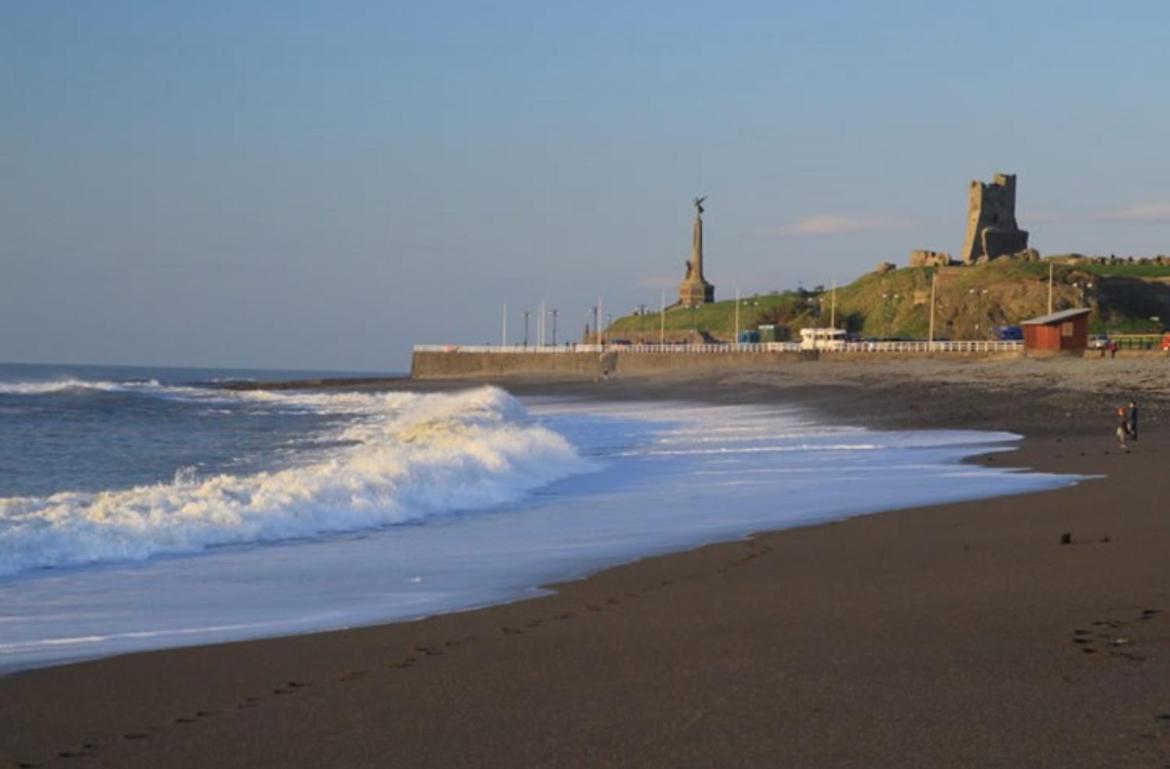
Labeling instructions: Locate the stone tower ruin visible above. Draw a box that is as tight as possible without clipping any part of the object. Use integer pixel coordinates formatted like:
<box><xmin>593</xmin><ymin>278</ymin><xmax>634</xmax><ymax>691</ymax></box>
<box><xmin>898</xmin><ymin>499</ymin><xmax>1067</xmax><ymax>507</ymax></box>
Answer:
<box><xmin>961</xmin><ymin>173</ymin><xmax>1029</xmax><ymax>264</ymax></box>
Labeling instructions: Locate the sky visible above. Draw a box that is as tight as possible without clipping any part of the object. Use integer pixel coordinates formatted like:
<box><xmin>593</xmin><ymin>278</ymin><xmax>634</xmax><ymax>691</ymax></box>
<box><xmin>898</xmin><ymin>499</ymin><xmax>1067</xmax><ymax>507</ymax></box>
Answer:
<box><xmin>3</xmin><ymin>1</ymin><xmax>1169</xmax><ymax>372</ymax></box>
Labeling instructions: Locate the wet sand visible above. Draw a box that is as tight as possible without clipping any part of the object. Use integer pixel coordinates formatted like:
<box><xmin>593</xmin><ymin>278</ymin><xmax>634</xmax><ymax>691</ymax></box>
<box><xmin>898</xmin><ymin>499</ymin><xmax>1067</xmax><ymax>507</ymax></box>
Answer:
<box><xmin>3</xmin><ymin>359</ymin><xmax>1170</xmax><ymax>767</ymax></box>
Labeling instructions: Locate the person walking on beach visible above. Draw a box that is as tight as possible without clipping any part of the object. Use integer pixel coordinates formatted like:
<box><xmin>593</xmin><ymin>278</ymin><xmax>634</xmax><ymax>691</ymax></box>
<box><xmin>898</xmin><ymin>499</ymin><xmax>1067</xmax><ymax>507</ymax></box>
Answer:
<box><xmin>1127</xmin><ymin>400</ymin><xmax>1139</xmax><ymax>441</ymax></box>
<box><xmin>1116</xmin><ymin>407</ymin><xmax>1130</xmax><ymax>449</ymax></box>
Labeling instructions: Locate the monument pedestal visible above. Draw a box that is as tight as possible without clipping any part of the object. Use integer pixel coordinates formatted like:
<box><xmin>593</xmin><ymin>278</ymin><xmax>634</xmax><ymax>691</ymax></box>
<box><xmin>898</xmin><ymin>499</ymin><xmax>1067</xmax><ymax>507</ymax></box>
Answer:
<box><xmin>678</xmin><ymin>280</ymin><xmax>714</xmax><ymax>307</ymax></box>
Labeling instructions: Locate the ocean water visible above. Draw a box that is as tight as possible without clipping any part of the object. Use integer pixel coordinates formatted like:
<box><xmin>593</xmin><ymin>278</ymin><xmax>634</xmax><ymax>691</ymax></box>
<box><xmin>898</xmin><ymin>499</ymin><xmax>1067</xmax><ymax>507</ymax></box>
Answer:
<box><xmin>0</xmin><ymin>363</ymin><xmax>1079</xmax><ymax>672</ymax></box>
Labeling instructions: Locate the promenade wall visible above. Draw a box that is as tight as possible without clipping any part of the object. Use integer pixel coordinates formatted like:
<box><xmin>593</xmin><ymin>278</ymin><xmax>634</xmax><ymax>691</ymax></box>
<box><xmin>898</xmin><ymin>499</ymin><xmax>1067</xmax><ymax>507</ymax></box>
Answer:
<box><xmin>411</xmin><ymin>347</ymin><xmax>1022</xmax><ymax>379</ymax></box>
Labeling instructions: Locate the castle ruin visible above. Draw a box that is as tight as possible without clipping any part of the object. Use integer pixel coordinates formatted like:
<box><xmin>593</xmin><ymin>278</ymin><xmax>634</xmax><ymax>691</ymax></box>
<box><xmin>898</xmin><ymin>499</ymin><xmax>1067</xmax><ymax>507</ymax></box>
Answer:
<box><xmin>678</xmin><ymin>197</ymin><xmax>715</xmax><ymax>306</ymax></box>
<box><xmin>909</xmin><ymin>249</ymin><xmax>953</xmax><ymax>268</ymax></box>
<box><xmin>961</xmin><ymin>173</ymin><xmax>1029</xmax><ymax>263</ymax></box>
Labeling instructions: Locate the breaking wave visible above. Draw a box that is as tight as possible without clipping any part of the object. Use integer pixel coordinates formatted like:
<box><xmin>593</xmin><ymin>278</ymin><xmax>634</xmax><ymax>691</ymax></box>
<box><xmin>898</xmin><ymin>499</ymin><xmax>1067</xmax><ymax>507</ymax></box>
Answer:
<box><xmin>0</xmin><ymin>379</ymin><xmax>153</xmax><ymax>395</ymax></box>
<box><xmin>0</xmin><ymin>387</ymin><xmax>588</xmax><ymax>577</ymax></box>
<box><xmin>0</xmin><ymin>378</ymin><xmax>224</xmax><ymax>402</ymax></box>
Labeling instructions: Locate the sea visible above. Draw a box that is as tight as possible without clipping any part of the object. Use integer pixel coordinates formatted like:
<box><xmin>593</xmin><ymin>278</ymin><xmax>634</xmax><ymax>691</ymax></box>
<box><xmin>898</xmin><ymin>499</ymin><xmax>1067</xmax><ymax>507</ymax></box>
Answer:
<box><xmin>0</xmin><ymin>362</ymin><xmax>1079</xmax><ymax>672</ymax></box>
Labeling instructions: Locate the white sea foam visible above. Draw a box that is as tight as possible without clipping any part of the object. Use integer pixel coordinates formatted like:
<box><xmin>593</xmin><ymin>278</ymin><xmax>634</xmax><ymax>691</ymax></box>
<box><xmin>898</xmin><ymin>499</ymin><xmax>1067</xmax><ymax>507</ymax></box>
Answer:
<box><xmin>0</xmin><ymin>378</ymin><xmax>223</xmax><ymax>401</ymax></box>
<box><xmin>0</xmin><ymin>396</ymin><xmax>1084</xmax><ymax>672</ymax></box>
<box><xmin>0</xmin><ymin>378</ymin><xmax>130</xmax><ymax>395</ymax></box>
<box><xmin>0</xmin><ymin>387</ymin><xmax>588</xmax><ymax>576</ymax></box>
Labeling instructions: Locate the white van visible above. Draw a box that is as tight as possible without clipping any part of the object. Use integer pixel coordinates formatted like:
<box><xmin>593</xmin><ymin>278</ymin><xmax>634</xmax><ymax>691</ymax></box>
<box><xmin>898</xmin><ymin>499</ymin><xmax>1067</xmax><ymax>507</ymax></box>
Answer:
<box><xmin>799</xmin><ymin>327</ymin><xmax>847</xmax><ymax>351</ymax></box>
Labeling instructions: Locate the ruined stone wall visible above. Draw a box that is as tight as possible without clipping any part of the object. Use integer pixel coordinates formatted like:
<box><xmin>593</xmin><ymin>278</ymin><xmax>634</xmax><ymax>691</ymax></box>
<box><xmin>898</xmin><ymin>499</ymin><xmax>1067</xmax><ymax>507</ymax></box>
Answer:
<box><xmin>909</xmin><ymin>250</ymin><xmax>953</xmax><ymax>268</ymax></box>
<box><xmin>962</xmin><ymin>173</ymin><xmax>1029</xmax><ymax>263</ymax></box>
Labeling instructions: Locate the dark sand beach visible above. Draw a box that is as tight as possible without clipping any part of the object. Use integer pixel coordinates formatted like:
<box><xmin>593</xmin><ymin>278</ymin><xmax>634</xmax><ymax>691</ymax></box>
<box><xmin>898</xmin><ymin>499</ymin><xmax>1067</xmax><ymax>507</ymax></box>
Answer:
<box><xmin>4</xmin><ymin>358</ymin><xmax>1170</xmax><ymax>767</ymax></box>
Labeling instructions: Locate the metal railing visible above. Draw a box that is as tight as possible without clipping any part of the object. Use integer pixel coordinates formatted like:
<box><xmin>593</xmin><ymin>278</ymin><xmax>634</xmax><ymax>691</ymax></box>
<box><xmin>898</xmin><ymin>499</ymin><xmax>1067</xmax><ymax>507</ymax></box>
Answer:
<box><xmin>413</xmin><ymin>341</ymin><xmax>1023</xmax><ymax>354</ymax></box>
<box><xmin>837</xmin><ymin>340</ymin><xmax>1023</xmax><ymax>353</ymax></box>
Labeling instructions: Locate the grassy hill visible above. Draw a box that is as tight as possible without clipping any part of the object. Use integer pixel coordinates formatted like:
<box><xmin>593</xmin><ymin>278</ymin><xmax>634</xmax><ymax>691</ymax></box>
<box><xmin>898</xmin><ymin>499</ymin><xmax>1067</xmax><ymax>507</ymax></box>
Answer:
<box><xmin>605</xmin><ymin>258</ymin><xmax>1170</xmax><ymax>343</ymax></box>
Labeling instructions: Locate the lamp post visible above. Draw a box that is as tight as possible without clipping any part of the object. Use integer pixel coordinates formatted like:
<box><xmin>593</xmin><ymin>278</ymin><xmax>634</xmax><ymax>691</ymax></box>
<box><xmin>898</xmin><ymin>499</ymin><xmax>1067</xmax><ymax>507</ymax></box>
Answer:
<box><xmin>522</xmin><ymin>310</ymin><xmax>531</xmax><ymax>347</ymax></box>
<box><xmin>1071</xmin><ymin>281</ymin><xmax>1093</xmax><ymax>308</ymax></box>
<box><xmin>659</xmin><ymin>292</ymin><xmax>666</xmax><ymax>347</ymax></box>
<box><xmin>928</xmin><ymin>271</ymin><xmax>937</xmax><ymax>346</ymax></box>
<box><xmin>829</xmin><ymin>280</ymin><xmax>837</xmax><ymax>331</ymax></box>
<box><xmin>881</xmin><ymin>292</ymin><xmax>900</xmax><ymax>340</ymax></box>
<box><xmin>548</xmin><ymin>308</ymin><xmax>559</xmax><ymax>346</ymax></box>
<box><xmin>738</xmin><ymin>296</ymin><xmax>758</xmax><ymax>344</ymax></box>
<box><xmin>968</xmin><ymin>288</ymin><xmax>988</xmax><ymax>338</ymax></box>
<box><xmin>734</xmin><ymin>286</ymin><xmax>741</xmax><ymax>345</ymax></box>
<box><xmin>590</xmin><ymin>305</ymin><xmax>599</xmax><ymax>346</ymax></box>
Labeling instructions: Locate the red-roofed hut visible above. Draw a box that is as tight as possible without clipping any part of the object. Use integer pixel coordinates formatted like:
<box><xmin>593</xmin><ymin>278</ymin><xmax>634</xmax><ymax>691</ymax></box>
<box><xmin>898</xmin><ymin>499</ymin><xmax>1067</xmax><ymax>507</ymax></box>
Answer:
<box><xmin>1020</xmin><ymin>308</ymin><xmax>1091</xmax><ymax>355</ymax></box>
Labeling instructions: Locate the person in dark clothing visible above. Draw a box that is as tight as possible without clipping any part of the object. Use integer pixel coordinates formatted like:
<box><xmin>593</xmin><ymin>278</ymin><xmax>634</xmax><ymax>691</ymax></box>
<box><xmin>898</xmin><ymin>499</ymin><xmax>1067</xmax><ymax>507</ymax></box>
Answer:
<box><xmin>1127</xmin><ymin>400</ymin><xmax>1138</xmax><ymax>441</ymax></box>
<box><xmin>1116</xmin><ymin>407</ymin><xmax>1130</xmax><ymax>449</ymax></box>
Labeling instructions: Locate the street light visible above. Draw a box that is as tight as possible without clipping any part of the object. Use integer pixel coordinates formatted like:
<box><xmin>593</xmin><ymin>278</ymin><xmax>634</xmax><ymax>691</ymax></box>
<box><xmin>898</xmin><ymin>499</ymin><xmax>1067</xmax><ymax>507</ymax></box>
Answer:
<box><xmin>548</xmin><ymin>308</ymin><xmax>559</xmax><ymax>346</ymax></box>
<box><xmin>1071</xmin><ymin>281</ymin><xmax>1093</xmax><ymax>307</ymax></box>
<box><xmin>522</xmin><ymin>310</ymin><xmax>531</xmax><ymax>347</ymax></box>
<box><xmin>737</xmin><ymin>298</ymin><xmax>758</xmax><ymax>344</ymax></box>
<box><xmin>968</xmin><ymin>288</ymin><xmax>989</xmax><ymax>338</ymax></box>
<box><xmin>881</xmin><ymin>292</ymin><xmax>900</xmax><ymax>339</ymax></box>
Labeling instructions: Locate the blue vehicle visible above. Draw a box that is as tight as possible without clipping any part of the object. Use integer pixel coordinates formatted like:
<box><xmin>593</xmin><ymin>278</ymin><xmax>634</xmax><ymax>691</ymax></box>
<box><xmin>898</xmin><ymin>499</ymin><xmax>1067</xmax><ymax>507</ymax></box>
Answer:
<box><xmin>996</xmin><ymin>325</ymin><xmax>1023</xmax><ymax>341</ymax></box>
<box><xmin>738</xmin><ymin>330</ymin><xmax>760</xmax><ymax>344</ymax></box>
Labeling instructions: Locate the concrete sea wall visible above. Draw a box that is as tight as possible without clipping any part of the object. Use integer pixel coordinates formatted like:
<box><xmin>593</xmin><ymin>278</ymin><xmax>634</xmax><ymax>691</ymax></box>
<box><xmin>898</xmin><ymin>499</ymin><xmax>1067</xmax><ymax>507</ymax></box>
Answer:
<box><xmin>410</xmin><ymin>348</ymin><xmax>1023</xmax><ymax>379</ymax></box>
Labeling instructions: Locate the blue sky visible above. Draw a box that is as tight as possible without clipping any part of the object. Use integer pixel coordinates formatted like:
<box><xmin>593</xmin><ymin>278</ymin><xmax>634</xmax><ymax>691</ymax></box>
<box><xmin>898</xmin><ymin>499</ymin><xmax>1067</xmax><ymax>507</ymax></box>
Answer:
<box><xmin>3</xmin><ymin>1</ymin><xmax>1169</xmax><ymax>371</ymax></box>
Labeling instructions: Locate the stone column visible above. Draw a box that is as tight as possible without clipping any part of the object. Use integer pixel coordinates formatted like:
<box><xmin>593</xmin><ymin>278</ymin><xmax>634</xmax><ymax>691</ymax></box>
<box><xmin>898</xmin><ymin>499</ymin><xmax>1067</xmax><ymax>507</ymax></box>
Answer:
<box><xmin>692</xmin><ymin>213</ymin><xmax>703</xmax><ymax>280</ymax></box>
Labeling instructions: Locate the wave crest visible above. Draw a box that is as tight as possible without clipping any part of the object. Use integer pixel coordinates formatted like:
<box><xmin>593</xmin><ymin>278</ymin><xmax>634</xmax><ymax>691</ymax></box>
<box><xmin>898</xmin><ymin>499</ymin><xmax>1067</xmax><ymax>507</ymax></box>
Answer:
<box><xmin>0</xmin><ymin>387</ymin><xmax>587</xmax><ymax>576</ymax></box>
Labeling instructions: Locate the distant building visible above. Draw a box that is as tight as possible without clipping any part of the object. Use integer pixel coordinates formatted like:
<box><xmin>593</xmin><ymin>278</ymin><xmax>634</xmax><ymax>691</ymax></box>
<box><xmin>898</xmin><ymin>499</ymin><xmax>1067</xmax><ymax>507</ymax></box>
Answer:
<box><xmin>1020</xmin><ymin>308</ymin><xmax>1090</xmax><ymax>354</ymax></box>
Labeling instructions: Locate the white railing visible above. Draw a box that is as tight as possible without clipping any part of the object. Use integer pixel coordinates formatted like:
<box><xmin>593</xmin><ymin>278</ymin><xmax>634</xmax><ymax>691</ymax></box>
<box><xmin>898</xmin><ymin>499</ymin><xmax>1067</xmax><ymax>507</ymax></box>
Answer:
<box><xmin>837</xmin><ymin>340</ymin><xmax>1023</xmax><ymax>353</ymax></box>
<box><xmin>414</xmin><ymin>341</ymin><xmax>1023</xmax><ymax>354</ymax></box>
<box><xmin>413</xmin><ymin>344</ymin><xmax>605</xmax><ymax>353</ymax></box>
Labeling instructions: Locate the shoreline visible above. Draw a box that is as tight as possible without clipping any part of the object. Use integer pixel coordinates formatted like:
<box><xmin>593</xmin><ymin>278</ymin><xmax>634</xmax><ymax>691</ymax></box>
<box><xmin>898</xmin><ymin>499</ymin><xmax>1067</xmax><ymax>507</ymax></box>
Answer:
<box><xmin>4</xmin><ymin>367</ymin><xmax>1169</xmax><ymax>767</ymax></box>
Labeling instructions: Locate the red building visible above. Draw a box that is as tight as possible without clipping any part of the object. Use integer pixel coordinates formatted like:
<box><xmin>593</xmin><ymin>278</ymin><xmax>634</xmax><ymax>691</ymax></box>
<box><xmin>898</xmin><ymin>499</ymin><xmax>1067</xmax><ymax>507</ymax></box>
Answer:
<box><xmin>1020</xmin><ymin>308</ymin><xmax>1091</xmax><ymax>355</ymax></box>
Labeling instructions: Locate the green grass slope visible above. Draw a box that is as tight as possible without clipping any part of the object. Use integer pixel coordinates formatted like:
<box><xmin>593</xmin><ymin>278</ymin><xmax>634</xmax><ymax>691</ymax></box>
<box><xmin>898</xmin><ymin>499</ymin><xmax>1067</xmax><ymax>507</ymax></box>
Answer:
<box><xmin>606</xmin><ymin>260</ymin><xmax>1170</xmax><ymax>343</ymax></box>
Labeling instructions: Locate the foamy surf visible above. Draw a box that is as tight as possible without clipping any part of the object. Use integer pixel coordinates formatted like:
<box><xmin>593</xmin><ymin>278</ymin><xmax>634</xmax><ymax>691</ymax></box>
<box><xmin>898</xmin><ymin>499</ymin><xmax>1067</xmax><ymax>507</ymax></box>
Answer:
<box><xmin>0</xmin><ymin>387</ymin><xmax>589</xmax><ymax>576</ymax></box>
<box><xmin>0</xmin><ymin>386</ymin><xmax>1084</xmax><ymax>673</ymax></box>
